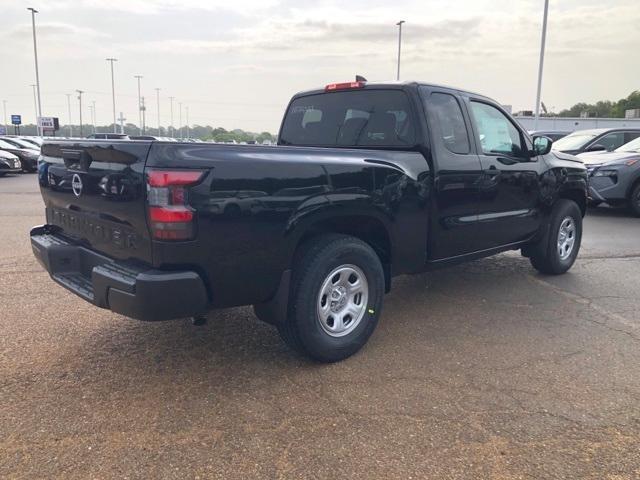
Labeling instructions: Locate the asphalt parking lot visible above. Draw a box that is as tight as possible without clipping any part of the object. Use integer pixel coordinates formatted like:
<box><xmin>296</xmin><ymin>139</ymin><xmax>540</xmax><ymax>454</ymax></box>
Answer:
<box><xmin>1</xmin><ymin>173</ymin><xmax>640</xmax><ymax>479</ymax></box>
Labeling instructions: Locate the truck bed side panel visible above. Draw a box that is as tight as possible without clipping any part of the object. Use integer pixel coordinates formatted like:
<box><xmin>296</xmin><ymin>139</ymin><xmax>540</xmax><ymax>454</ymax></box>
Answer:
<box><xmin>146</xmin><ymin>143</ymin><xmax>431</xmax><ymax>308</ymax></box>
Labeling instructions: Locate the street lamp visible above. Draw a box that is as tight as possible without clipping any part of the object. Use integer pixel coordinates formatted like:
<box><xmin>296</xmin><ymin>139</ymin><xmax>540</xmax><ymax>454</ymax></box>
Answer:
<box><xmin>27</xmin><ymin>7</ymin><xmax>43</xmax><ymax>136</ymax></box>
<box><xmin>134</xmin><ymin>74</ymin><xmax>143</xmax><ymax>134</ymax></box>
<box><xmin>178</xmin><ymin>101</ymin><xmax>182</xmax><ymax>139</ymax></box>
<box><xmin>396</xmin><ymin>20</ymin><xmax>405</xmax><ymax>81</ymax></box>
<box><xmin>76</xmin><ymin>90</ymin><xmax>84</xmax><ymax>137</ymax></box>
<box><xmin>534</xmin><ymin>0</ymin><xmax>550</xmax><ymax>131</ymax></box>
<box><xmin>106</xmin><ymin>58</ymin><xmax>118</xmax><ymax>133</ymax></box>
<box><xmin>2</xmin><ymin>100</ymin><xmax>7</xmax><ymax>134</ymax></box>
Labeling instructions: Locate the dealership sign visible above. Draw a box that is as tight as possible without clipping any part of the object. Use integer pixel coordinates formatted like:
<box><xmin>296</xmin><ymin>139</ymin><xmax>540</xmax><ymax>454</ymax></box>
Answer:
<box><xmin>37</xmin><ymin>116</ymin><xmax>60</xmax><ymax>132</ymax></box>
<box><xmin>11</xmin><ymin>115</ymin><xmax>21</xmax><ymax>125</ymax></box>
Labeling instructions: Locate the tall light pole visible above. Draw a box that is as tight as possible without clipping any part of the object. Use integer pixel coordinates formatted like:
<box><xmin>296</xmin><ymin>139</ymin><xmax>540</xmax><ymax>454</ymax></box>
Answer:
<box><xmin>65</xmin><ymin>94</ymin><xmax>73</xmax><ymax>137</ymax></box>
<box><xmin>178</xmin><ymin>101</ymin><xmax>182</xmax><ymax>139</ymax></box>
<box><xmin>534</xmin><ymin>0</ymin><xmax>550</xmax><ymax>131</ymax></box>
<box><xmin>396</xmin><ymin>20</ymin><xmax>405</xmax><ymax>81</ymax></box>
<box><xmin>30</xmin><ymin>84</ymin><xmax>38</xmax><ymax>130</ymax></box>
<box><xmin>169</xmin><ymin>96</ymin><xmax>175</xmax><ymax>138</ymax></box>
<box><xmin>185</xmin><ymin>105</ymin><xmax>190</xmax><ymax>139</ymax></box>
<box><xmin>155</xmin><ymin>88</ymin><xmax>161</xmax><ymax>134</ymax></box>
<box><xmin>2</xmin><ymin>100</ymin><xmax>7</xmax><ymax>134</ymax></box>
<box><xmin>106</xmin><ymin>58</ymin><xmax>117</xmax><ymax>133</ymax></box>
<box><xmin>134</xmin><ymin>74</ymin><xmax>143</xmax><ymax>134</ymax></box>
<box><xmin>27</xmin><ymin>7</ymin><xmax>43</xmax><ymax>136</ymax></box>
<box><xmin>76</xmin><ymin>90</ymin><xmax>84</xmax><ymax>137</ymax></box>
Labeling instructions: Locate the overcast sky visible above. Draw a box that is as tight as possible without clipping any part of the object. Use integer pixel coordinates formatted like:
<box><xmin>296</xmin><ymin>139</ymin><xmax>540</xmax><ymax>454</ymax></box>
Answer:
<box><xmin>2</xmin><ymin>0</ymin><xmax>639</xmax><ymax>132</ymax></box>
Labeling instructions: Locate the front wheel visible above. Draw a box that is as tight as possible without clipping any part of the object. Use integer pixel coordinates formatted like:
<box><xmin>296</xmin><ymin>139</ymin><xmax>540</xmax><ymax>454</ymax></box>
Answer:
<box><xmin>529</xmin><ymin>199</ymin><xmax>582</xmax><ymax>275</ymax></box>
<box><xmin>278</xmin><ymin>234</ymin><xmax>385</xmax><ymax>363</ymax></box>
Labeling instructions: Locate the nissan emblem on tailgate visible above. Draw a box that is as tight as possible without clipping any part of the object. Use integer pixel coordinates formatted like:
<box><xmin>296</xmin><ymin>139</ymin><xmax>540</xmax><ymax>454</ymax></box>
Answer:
<box><xmin>71</xmin><ymin>174</ymin><xmax>83</xmax><ymax>197</ymax></box>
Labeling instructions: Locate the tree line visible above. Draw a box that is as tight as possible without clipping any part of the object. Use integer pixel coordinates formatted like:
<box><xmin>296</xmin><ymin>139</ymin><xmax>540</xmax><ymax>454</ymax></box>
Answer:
<box><xmin>555</xmin><ymin>90</ymin><xmax>640</xmax><ymax>118</ymax></box>
<box><xmin>2</xmin><ymin>122</ymin><xmax>276</xmax><ymax>143</ymax></box>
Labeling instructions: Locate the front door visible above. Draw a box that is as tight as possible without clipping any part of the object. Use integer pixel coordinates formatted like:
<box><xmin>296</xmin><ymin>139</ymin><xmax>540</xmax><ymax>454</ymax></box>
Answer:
<box><xmin>465</xmin><ymin>99</ymin><xmax>542</xmax><ymax>250</ymax></box>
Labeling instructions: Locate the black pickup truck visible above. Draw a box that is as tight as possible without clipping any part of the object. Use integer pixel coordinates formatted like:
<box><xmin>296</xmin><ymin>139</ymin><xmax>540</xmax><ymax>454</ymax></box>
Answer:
<box><xmin>31</xmin><ymin>80</ymin><xmax>587</xmax><ymax>362</ymax></box>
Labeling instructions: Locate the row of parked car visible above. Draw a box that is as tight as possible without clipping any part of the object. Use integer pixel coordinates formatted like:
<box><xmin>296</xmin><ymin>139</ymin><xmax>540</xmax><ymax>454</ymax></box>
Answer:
<box><xmin>0</xmin><ymin>136</ymin><xmax>42</xmax><ymax>175</ymax></box>
<box><xmin>533</xmin><ymin>128</ymin><xmax>640</xmax><ymax>216</ymax></box>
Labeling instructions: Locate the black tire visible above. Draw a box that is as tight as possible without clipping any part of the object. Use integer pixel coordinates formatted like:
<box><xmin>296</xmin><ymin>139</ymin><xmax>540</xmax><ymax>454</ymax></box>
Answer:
<box><xmin>278</xmin><ymin>234</ymin><xmax>385</xmax><ymax>363</ymax></box>
<box><xmin>629</xmin><ymin>183</ymin><xmax>640</xmax><ymax>217</ymax></box>
<box><xmin>529</xmin><ymin>199</ymin><xmax>582</xmax><ymax>275</ymax></box>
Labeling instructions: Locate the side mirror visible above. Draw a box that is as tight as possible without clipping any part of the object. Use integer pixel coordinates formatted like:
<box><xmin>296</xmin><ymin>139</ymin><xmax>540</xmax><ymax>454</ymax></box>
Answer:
<box><xmin>588</xmin><ymin>144</ymin><xmax>606</xmax><ymax>152</ymax></box>
<box><xmin>532</xmin><ymin>135</ymin><xmax>552</xmax><ymax>156</ymax></box>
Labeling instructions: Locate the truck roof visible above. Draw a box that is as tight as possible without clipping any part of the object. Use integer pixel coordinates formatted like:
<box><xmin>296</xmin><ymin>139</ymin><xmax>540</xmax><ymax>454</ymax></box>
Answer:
<box><xmin>292</xmin><ymin>80</ymin><xmax>492</xmax><ymax>102</ymax></box>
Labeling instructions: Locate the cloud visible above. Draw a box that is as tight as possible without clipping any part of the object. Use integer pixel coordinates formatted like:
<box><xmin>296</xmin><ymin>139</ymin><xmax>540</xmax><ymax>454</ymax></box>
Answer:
<box><xmin>1</xmin><ymin>22</ymin><xmax>107</xmax><ymax>41</ymax></box>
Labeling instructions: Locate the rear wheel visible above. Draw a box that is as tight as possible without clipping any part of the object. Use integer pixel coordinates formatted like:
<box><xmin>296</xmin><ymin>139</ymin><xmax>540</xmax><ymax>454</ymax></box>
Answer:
<box><xmin>278</xmin><ymin>234</ymin><xmax>385</xmax><ymax>363</ymax></box>
<box><xmin>529</xmin><ymin>199</ymin><xmax>582</xmax><ymax>275</ymax></box>
<box><xmin>629</xmin><ymin>183</ymin><xmax>640</xmax><ymax>217</ymax></box>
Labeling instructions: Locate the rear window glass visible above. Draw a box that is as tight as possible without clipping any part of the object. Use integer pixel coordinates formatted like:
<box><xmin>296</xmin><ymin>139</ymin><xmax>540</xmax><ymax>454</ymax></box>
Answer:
<box><xmin>280</xmin><ymin>90</ymin><xmax>416</xmax><ymax>147</ymax></box>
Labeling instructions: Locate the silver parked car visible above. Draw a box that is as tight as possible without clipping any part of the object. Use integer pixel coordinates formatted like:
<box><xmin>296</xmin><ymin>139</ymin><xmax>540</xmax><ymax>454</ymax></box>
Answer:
<box><xmin>579</xmin><ymin>136</ymin><xmax>640</xmax><ymax>216</ymax></box>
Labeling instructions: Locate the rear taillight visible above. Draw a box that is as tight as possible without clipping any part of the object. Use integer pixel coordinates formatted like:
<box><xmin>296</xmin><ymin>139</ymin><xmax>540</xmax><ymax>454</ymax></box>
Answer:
<box><xmin>146</xmin><ymin>169</ymin><xmax>204</xmax><ymax>241</ymax></box>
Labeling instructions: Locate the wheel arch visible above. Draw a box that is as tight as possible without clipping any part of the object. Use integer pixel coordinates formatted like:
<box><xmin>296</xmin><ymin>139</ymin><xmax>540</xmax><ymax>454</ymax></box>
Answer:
<box><xmin>291</xmin><ymin>212</ymin><xmax>393</xmax><ymax>293</ymax></box>
<box><xmin>558</xmin><ymin>187</ymin><xmax>587</xmax><ymax>217</ymax></box>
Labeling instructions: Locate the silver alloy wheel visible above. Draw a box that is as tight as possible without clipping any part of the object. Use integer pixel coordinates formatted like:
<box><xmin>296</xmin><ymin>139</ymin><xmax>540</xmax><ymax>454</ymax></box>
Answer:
<box><xmin>317</xmin><ymin>264</ymin><xmax>369</xmax><ymax>337</ymax></box>
<box><xmin>557</xmin><ymin>216</ymin><xmax>576</xmax><ymax>261</ymax></box>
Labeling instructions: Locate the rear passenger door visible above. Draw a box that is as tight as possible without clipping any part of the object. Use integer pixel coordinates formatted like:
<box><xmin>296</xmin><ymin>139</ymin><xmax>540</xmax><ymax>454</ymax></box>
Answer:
<box><xmin>420</xmin><ymin>87</ymin><xmax>485</xmax><ymax>259</ymax></box>
<box><xmin>465</xmin><ymin>99</ymin><xmax>542</xmax><ymax>250</ymax></box>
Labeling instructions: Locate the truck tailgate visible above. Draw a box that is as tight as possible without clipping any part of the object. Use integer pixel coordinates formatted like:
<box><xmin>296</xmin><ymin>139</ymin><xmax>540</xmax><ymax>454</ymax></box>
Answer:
<box><xmin>38</xmin><ymin>141</ymin><xmax>153</xmax><ymax>264</ymax></box>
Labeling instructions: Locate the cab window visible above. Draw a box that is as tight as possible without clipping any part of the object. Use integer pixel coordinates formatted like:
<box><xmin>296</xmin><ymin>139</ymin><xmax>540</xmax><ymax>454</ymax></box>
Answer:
<box><xmin>428</xmin><ymin>92</ymin><xmax>470</xmax><ymax>155</ymax></box>
<box><xmin>469</xmin><ymin>101</ymin><xmax>525</xmax><ymax>157</ymax></box>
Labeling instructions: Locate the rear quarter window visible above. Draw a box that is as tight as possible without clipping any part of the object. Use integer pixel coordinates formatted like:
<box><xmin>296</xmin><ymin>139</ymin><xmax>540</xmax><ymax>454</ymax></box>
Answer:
<box><xmin>280</xmin><ymin>90</ymin><xmax>416</xmax><ymax>148</ymax></box>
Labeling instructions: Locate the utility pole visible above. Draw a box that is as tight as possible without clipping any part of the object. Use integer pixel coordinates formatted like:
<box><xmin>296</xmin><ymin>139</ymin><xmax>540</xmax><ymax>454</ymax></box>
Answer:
<box><xmin>134</xmin><ymin>74</ymin><xmax>143</xmax><ymax>134</ymax></box>
<box><xmin>396</xmin><ymin>20</ymin><xmax>405</xmax><ymax>81</ymax></box>
<box><xmin>106</xmin><ymin>58</ymin><xmax>118</xmax><ymax>133</ymax></box>
<box><xmin>169</xmin><ymin>96</ymin><xmax>175</xmax><ymax>138</ymax></box>
<box><xmin>65</xmin><ymin>94</ymin><xmax>73</xmax><ymax>137</ymax></box>
<box><xmin>534</xmin><ymin>0</ymin><xmax>550</xmax><ymax>131</ymax></box>
<box><xmin>178</xmin><ymin>102</ymin><xmax>182</xmax><ymax>139</ymax></box>
<box><xmin>76</xmin><ymin>90</ymin><xmax>84</xmax><ymax>137</ymax></box>
<box><xmin>30</xmin><ymin>84</ymin><xmax>38</xmax><ymax>131</ymax></box>
<box><xmin>185</xmin><ymin>106</ymin><xmax>190</xmax><ymax>139</ymax></box>
<box><xmin>27</xmin><ymin>7</ymin><xmax>43</xmax><ymax>136</ymax></box>
<box><xmin>155</xmin><ymin>88</ymin><xmax>161</xmax><ymax>135</ymax></box>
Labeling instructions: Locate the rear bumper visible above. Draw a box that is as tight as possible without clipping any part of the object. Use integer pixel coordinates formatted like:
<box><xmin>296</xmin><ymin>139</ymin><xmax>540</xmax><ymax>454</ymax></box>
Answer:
<box><xmin>30</xmin><ymin>225</ymin><xmax>209</xmax><ymax>321</ymax></box>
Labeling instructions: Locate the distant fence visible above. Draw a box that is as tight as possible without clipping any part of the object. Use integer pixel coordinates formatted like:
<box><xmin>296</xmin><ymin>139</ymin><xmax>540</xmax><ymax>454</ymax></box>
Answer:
<box><xmin>514</xmin><ymin>116</ymin><xmax>640</xmax><ymax>133</ymax></box>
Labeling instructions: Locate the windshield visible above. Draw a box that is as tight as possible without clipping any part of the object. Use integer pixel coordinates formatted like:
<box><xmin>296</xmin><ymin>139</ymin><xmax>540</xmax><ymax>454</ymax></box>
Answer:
<box><xmin>552</xmin><ymin>133</ymin><xmax>596</xmax><ymax>151</ymax></box>
<box><xmin>0</xmin><ymin>138</ymin><xmax>36</xmax><ymax>149</ymax></box>
<box><xmin>616</xmin><ymin>136</ymin><xmax>640</xmax><ymax>153</ymax></box>
<box><xmin>0</xmin><ymin>139</ymin><xmax>17</xmax><ymax>149</ymax></box>
<box><xmin>279</xmin><ymin>89</ymin><xmax>416</xmax><ymax>147</ymax></box>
